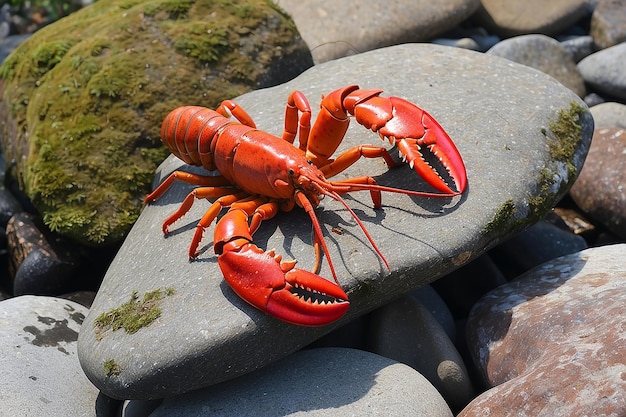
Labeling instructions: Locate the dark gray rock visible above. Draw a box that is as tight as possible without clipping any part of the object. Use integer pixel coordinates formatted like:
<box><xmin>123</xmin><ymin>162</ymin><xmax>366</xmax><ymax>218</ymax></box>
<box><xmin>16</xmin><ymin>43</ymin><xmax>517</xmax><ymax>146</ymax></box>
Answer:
<box><xmin>488</xmin><ymin>220</ymin><xmax>588</xmax><ymax>279</ymax></box>
<box><xmin>367</xmin><ymin>295</ymin><xmax>475</xmax><ymax>411</ymax></box>
<box><xmin>78</xmin><ymin>43</ymin><xmax>592</xmax><ymax>399</ymax></box>
<box><xmin>560</xmin><ymin>35</ymin><xmax>597</xmax><ymax>63</ymax></box>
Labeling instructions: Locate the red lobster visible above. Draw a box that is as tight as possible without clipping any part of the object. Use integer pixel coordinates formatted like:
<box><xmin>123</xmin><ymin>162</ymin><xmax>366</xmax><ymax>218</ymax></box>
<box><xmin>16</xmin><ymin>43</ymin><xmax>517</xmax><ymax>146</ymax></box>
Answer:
<box><xmin>145</xmin><ymin>85</ymin><xmax>467</xmax><ymax>326</ymax></box>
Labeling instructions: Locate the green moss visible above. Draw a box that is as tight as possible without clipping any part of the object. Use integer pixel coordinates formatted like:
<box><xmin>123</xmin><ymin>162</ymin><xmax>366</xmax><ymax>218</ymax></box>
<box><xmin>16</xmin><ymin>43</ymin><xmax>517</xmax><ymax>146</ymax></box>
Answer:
<box><xmin>171</xmin><ymin>24</ymin><xmax>230</xmax><ymax>63</ymax></box>
<box><xmin>546</xmin><ymin>102</ymin><xmax>587</xmax><ymax>178</ymax></box>
<box><xmin>0</xmin><ymin>0</ymin><xmax>310</xmax><ymax>246</ymax></box>
<box><xmin>482</xmin><ymin>199</ymin><xmax>517</xmax><ymax>235</ymax></box>
<box><xmin>103</xmin><ymin>359</ymin><xmax>123</xmax><ymax>376</ymax></box>
<box><xmin>93</xmin><ymin>287</ymin><xmax>175</xmax><ymax>340</ymax></box>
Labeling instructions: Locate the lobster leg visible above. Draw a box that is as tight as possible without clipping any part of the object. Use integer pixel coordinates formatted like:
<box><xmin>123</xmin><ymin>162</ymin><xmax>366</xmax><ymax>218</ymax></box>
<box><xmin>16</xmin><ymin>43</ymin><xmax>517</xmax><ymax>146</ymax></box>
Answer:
<box><xmin>215</xmin><ymin>99</ymin><xmax>257</xmax><ymax>128</ymax></box>
<box><xmin>144</xmin><ymin>171</ymin><xmax>232</xmax><ymax>204</ymax></box>
<box><xmin>214</xmin><ymin>202</ymin><xmax>350</xmax><ymax>326</ymax></box>
<box><xmin>282</xmin><ymin>90</ymin><xmax>312</xmax><ymax>149</ymax></box>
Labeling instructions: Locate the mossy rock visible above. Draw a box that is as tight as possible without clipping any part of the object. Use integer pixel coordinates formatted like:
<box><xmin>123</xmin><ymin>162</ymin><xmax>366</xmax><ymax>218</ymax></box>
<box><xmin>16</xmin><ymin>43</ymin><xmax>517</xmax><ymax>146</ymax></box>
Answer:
<box><xmin>0</xmin><ymin>0</ymin><xmax>312</xmax><ymax>246</ymax></box>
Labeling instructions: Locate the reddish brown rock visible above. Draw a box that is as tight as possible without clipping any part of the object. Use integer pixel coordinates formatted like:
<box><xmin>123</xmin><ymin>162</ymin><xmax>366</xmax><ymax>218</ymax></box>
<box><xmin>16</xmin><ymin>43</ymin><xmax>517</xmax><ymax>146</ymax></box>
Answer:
<box><xmin>570</xmin><ymin>128</ymin><xmax>626</xmax><ymax>239</ymax></box>
<box><xmin>461</xmin><ymin>244</ymin><xmax>626</xmax><ymax>417</ymax></box>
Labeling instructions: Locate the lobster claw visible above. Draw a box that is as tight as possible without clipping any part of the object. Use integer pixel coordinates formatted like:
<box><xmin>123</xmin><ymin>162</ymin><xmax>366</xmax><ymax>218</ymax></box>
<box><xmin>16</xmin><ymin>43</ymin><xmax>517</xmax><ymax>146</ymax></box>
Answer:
<box><xmin>218</xmin><ymin>244</ymin><xmax>350</xmax><ymax>326</ymax></box>
<box><xmin>379</xmin><ymin>97</ymin><xmax>467</xmax><ymax>195</ymax></box>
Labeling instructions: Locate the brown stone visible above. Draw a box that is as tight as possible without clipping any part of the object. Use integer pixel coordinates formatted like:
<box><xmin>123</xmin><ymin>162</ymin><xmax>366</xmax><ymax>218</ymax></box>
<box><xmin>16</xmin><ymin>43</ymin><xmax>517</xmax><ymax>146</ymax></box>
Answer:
<box><xmin>461</xmin><ymin>245</ymin><xmax>626</xmax><ymax>417</ymax></box>
<box><xmin>590</xmin><ymin>0</ymin><xmax>626</xmax><ymax>49</ymax></box>
<box><xmin>570</xmin><ymin>128</ymin><xmax>626</xmax><ymax>239</ymax></box>
<box><xmin>474</xmin><ymin>0</ymin><xmax>590</xmax><ymax>38</ymax></box>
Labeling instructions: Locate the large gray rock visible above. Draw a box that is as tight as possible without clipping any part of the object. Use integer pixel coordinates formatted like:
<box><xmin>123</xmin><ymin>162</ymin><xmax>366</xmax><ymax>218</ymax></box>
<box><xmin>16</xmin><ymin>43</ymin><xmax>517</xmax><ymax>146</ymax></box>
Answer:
<box><xmin>146</xmin><ymin>348</ymin><xmax>454</xmax><ymax>417</ymax></box>
<box><xmin>0</xmin><ymin>296</ymin><xmax>103</xmax><ymax>416</ymax></box>
<box><xmin>277</xmin><ymin>0</ymin><xmax>480</xmax><ymax>63</ymax></box>
<box><xmin>78</xmin><ymin>43</ymin><xmax>593</xmax><ymax>400</ymax></box>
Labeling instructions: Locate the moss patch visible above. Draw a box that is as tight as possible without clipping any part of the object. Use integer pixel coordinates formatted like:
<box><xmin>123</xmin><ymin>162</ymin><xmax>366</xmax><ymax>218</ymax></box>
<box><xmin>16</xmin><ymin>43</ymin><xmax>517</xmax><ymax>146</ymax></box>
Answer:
<box><xmin>526</xmin><ymin>101</ymin><xmax>588</xmax><ymax>221</ymax></box>
<box><xmin>482</xmin><ymin>198</ymin><xmax>517</xmax><ymax>235</ymax></box>
<box><xmin>103</xmin><ymin>359</ymin><xmax>123</xmax><ymax>376</ymax></box>
<box><xmin>94</xmin><ymin>287</ymin><xmax>175</xmax><ymax>340</ymax></box>
<box><xmin>546</xmin><ymin>102</ymin><xmax>587</xmax><ymax>179</ymax></box>
<box><xmin>0</xmin><ymin>0</ymin><xmax>310</xmax><ymax>246</ymax></box>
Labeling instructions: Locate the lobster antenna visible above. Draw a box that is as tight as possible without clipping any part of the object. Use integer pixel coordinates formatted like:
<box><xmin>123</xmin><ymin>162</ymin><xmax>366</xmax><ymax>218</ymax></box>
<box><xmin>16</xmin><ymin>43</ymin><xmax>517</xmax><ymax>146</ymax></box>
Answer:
<box><xmin>294</xmin><ymin>191</ymin><xmax>340</xmax><ymax>284</ymax></box>
<box><xmin>325</xmin><ymin>189</ymin><xmax>391</xmax><ymax>272</ymax></box>
<box><xmin>332</xmin><ymin>181</ymin><xmax>461</xmax><ymax>199</ymax></box>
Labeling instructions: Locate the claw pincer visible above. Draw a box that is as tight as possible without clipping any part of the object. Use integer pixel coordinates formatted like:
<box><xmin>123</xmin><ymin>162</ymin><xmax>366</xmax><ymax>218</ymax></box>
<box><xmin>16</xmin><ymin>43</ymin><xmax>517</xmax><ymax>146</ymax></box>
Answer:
<box><xmin>214</xmin><ymin>210</ymin><xmax>349</xmax><ymax>326</ymax></box>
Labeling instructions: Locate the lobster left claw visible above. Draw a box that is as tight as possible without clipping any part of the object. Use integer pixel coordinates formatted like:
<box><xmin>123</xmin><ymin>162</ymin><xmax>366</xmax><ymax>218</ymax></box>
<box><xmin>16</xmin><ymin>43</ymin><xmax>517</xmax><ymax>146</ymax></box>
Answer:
<box><xmin>218</xmin><ymin>244</ymin><xmax>350</xmax><ymax>326</ymax></box>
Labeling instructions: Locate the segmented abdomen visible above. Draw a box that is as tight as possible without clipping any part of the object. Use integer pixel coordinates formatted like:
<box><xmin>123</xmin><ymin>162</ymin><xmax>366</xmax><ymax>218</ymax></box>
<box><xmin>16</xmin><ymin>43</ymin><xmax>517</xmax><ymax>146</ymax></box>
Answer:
<box><xmin>160</xmin><ymin>106</ymin><xmax>232</xmax><ymax>170</ymax></box>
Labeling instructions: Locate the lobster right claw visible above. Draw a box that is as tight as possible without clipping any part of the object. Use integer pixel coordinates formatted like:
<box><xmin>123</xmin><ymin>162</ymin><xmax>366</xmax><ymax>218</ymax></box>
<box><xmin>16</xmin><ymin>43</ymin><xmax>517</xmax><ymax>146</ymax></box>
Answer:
<box><xmin>218</xmin><ymin>244</ymin><xmax>350</xmax><ymax>326</ymax></box>
<box><xmin>378</xmin><ymin>97</ymin><xmax>467</xmax><ymax>195</ymax></box>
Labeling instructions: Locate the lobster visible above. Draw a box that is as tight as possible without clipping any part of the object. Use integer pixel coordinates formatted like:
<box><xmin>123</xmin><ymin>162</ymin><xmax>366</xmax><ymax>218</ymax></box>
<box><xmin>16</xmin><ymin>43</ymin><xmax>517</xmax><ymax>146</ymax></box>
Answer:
<box><xmin>145</xmin><ymin>85</ymin><xmax>467</xmax><ymax>326</ymax></box>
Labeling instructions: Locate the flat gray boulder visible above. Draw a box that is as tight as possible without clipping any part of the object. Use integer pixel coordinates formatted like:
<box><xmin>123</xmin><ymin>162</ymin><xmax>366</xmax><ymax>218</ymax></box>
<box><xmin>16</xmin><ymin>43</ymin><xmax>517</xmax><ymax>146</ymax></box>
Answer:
<box><xmin>78</xmin><ymin>43</ymin><xmax>593</xmax><ymax>399</ymax></box>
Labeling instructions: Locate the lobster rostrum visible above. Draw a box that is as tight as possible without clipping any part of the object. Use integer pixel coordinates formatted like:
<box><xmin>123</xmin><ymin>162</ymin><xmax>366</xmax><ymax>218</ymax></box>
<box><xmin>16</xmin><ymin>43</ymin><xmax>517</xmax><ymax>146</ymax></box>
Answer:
<box><xmin>145</xmin><ymin>85</ymin><xmax>467</xmax><ymax>326</ymax></box>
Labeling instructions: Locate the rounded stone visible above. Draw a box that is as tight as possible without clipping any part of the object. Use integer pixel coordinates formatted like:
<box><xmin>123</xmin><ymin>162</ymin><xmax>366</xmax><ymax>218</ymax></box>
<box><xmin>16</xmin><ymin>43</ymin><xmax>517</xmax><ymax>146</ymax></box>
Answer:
<box><xmin>147</xmin><ymin>348</ymin><xmax>454</xmax><ymax>417</ymax></box>
<box><xmin>0</xmin><ymin>295</ymin><xmax>101</xmax><ymax>416</ymax></box>
<box><xmin>570</xmin><ymin>127</ymin><xmax>626</xmax><ymax>239</ymax></box>
<box><xmin>462</xmin><ymin>244</ymin><xmax>626</xmax><ymax>416</ymax></box>
<box><xmin>487</xmin><ymin>34</ymin><xmax>586</xmax><ymax>97</ymax></box>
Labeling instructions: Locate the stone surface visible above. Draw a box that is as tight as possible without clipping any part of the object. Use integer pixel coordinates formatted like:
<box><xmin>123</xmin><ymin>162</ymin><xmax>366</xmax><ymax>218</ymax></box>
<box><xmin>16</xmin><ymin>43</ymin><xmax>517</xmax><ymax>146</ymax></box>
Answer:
<box><xmin>578</xmin><ymin>42</ymin><xmax>626</xmax><ymax>100</ymax></box>
<box><xmin>461</xmin><ymin>244</ymin><xmax>626</xmax><ymax>417</ymax></box>
<box><xmin>0</xmin><ymin>295</ymin><xmax>103</xmax><ymax>416</ymax></box>
<box><xmin>560</xmin><ymin>35</ymin><xmax>597</xmax><ymax>63</ymax></box>
<box><xmin>473</xmin><ymin>0</ymin><xmax>590</xmax><ymax>38</ymax></box>
<box><xmin>488</xmin><ymin>220</ymin><xmax>588</xmax><ymax>278</ymax></box>
<box><xmin>276</xmin><ymin>0</ymin><xmax>480</xmax><ymax>63</ymax></box>
<box><xmin>487</xmin><ymin>34</ymin><xmax>586</xmax><ymax>97</ymax></box>
<box><xmin>6</xmin><ymin>212</ymin><xmax>81</xmax><ymax>295</ymax></box>
<box><xmin>411</xmin><ymin>284</ymin><xmax>457</xmax><ymax>342</ymax></box>
<box><xmin>367</xmin><ymin>295</ymin><xmax>475</xmax><ymax>412</ymax></box>
<box><xmin>147</xmin><ymin>348</ymin><xmax>454</xmax><ymax>417</ymax></box>
<box><xmin>590</xmin><ymin>0</ymin><xmax>626</xmax><ymax>48</ymax></box>
<box><xmin>570</xmin><ymin>127</ymin><xmax>626</xmax><ymax>239</ymax></box>
<box><xmin>589</xmin><ymin>101</ymin><xmax>626</xmax><ymax>129</ymax></box>
<box><xmin>0</xmin><ymin>0</ymin><xmax>311</xmax><ymax>246</ymax></box>
<box><xmin>78</xmin><ymin>43</ymin><xmax>592</xmax><ymax>400</ymax></box>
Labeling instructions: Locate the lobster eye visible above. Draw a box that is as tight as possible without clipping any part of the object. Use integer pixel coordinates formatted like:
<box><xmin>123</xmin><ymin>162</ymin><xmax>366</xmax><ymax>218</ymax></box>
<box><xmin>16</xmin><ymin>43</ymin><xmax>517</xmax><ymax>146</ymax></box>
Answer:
<box><xmin>307</xmin><ymin>159</ymin><xmax>313</xmax><ymax>165</ymax></box>
<box><xmin>288</xmin><ymin>169</ymin><xmax>295</xmax><ymax>176</ymax></box>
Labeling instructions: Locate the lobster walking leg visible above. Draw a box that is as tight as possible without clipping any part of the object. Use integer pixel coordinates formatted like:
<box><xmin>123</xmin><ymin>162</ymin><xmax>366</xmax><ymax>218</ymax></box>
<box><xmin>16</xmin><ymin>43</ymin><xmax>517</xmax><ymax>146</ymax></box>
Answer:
<box><xmin>282</xmin><ymin>90</ymin><xmax>311</xmax><ymax>149</ymax></box>
<box><xmin>214</xmin><ymin>202</ymin><xmax>350</xmax><ymax>326</ymax></box>
<box><xmin>144</xmin><ymin>171</ymin><xmax>232</xmax><ymax>204</ymax></box>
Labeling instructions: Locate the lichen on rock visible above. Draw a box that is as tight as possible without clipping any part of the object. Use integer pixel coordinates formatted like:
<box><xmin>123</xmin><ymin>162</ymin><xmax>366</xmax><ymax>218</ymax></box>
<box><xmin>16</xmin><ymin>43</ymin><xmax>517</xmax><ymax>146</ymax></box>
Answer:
<box><xmin>0</xmin><ymin>0</ymin><xmax>311</xmax><ymax>246</ymax></box>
